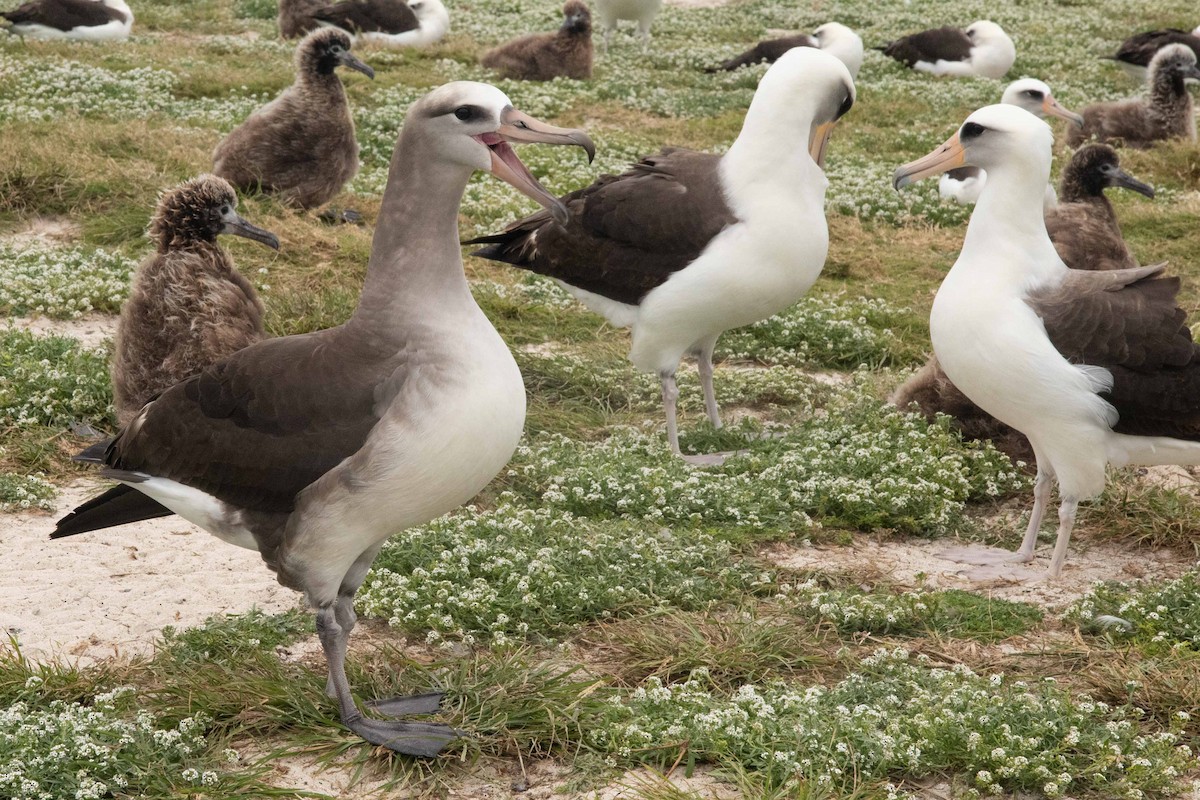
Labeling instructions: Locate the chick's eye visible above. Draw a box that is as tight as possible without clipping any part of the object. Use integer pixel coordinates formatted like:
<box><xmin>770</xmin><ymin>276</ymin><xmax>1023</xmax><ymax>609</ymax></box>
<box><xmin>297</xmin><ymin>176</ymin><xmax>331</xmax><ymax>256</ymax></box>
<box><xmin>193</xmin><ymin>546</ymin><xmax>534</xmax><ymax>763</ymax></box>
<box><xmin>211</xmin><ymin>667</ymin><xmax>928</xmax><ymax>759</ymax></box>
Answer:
<box><xmin>961</xmin><ymin>122</ymin><xmax>986</xmax><ymax>139</ymax></box>
<box><xmin>454</xmin><ymin>106</ymin><xmax>473</xmax><ymax>121</ymax></box>
<box><xmin>220</xmin><ymin>205</ymin><xmax>230</xmax><ymax>215</ymax></box>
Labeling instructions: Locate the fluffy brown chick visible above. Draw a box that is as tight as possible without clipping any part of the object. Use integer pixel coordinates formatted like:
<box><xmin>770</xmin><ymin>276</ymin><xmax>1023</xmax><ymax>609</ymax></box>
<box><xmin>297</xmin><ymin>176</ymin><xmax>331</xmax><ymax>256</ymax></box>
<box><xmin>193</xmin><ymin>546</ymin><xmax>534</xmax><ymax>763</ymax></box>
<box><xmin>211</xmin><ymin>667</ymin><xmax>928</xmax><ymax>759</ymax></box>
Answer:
<box><xmin>1046</xmin><ymin>143</ymin><xmax>1155</xmax><ymax>272</ymax></box>
<box><xmin>112</xmin><ymin>175</ymin><xmax>279</xmax><ymax>425</ymax></box>
<box><xmin>481</xmin><ymin>0</ymin><xmax>592</xmax><ymax>81</ymax></box>
<box><xmin>1069</xmin><ymin>44</ymin><xmax>1200</xmax><ymax>148</ymax></box>
<box><xmin>212</xmin><ymin>28</ymin><xmax>375</xmax><ymax>210</ymax></box>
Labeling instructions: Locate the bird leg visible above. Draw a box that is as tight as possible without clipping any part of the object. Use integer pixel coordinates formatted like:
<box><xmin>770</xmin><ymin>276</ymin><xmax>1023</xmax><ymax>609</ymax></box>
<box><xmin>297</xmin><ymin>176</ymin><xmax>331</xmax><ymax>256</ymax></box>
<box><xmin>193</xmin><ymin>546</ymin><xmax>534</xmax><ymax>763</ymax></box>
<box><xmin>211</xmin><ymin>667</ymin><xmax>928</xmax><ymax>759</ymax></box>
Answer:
<box><xmin>1013</xmin><ymin>468</ymin><xmax>1052</xmax><ymax>563</ymax></box>
<box><xmin>937</xmin><ymin>468</ymin><xmax>1052</xmax><ymax>573</ymax></box>
<box><xmin>1046</xmin><ymin>497</ymin><xmax>1078</xmax><ymax>579</ymax></box>
<box><xmin>696</xmin><ymin>342</ymin><xmax>722</xmax><ymax>429</ymax></box>
<box><xmin>316</xmin><ymin>605</ymin><xmax>460</xmax><ymax>757</ymax></box>
<box><xmin>637</xmin><ymin>21</ymin><xmax>652</xmax><ymax>53</ymax></box>
<box><xmin>661</xmin><ymin>371</ymin><xmax>682</xmax><ymax>455</ymax></box>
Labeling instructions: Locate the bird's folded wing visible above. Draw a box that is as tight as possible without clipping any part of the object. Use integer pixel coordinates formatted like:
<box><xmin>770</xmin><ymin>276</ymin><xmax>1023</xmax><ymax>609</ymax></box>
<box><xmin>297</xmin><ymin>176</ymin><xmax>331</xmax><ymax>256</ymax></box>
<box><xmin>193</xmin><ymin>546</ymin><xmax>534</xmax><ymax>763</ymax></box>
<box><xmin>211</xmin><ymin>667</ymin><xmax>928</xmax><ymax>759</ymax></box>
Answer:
<box><xmin>881</xmin><ymin>27</ymin><xmax>971</xmax><ymax>65</ymax></box>
<box><xmin>467</xmin><ymin>148</ymin><xmax>737</xmax><ymax>305</ymax></box>
<box><xmin>314</xmin><ymin>0</ymin><xmax>418</xmax><ymax>34</ymax></box>
<box><xmin>1026</xmin><ymin>263</ymin><xmax>1197</xmax><ymax>371</ymax></box>
<box><xmin>102</xmin><ymin>332</ymin><xmax>386</xmax><ymax>514</ymax></box>
<box><xmin>4</xmin><ymin>0</ymin><xmax>117</xmax><ymax>27</ymax></box>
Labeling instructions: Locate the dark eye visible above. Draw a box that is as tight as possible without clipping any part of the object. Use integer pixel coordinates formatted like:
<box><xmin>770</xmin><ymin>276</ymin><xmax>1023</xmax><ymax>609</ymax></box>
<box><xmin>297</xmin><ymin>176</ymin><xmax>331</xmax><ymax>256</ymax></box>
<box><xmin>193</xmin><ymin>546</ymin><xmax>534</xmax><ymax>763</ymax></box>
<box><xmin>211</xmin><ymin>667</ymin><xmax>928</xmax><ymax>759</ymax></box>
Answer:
<box><xmin>454</xmin><ymin>106</ymin><xmax>473</xmax><ymax>121</ymax></box>
<box><xmin>220</xmin><ymin>205</ymin><xmax>230</xmax><ymax>215</ymax></box>
<box><xmin>1026</xmin><ymin>90</ymin><xmax>1043</xmax><ymax>99</ymax></box>
<box><xmin>961</xmin><ymin>122</ymin><xmax>986</xmax><ymax>140</ymax></box>
<box><xmin>836</xmin><ymin>92</ymin><xmax>854</xmax><ymax>120</ymax></box>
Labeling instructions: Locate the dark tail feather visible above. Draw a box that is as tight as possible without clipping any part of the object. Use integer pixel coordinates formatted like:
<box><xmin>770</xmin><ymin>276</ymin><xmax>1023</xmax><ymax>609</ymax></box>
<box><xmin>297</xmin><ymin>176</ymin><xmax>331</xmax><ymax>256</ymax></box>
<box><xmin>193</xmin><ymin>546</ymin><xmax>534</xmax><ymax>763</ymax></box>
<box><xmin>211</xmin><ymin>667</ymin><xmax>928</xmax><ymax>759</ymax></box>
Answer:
<box><xmin>73</xmin><ymin>438</ymin><xmax>113</xmax><ymax>465</ymax></box>
<box><xmin>461</xmin><ymin>231</ymin><xmax>514</xmax><ymax>246</ymax></box>
<box><xmin>871</xmin><ymin>44</ymin><xmax>890</xmax><ymax>52</ymax></box>
<box><xmin>52</xmin><ymin>484</ymin><xmax>173</xmax><ymax>539</ymax></box>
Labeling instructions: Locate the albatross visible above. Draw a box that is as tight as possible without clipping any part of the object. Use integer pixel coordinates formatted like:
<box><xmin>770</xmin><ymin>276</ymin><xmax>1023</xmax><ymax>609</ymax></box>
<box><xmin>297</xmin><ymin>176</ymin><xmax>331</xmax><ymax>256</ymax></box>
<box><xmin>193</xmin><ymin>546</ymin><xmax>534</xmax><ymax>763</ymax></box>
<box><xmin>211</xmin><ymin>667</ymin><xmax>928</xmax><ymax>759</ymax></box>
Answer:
<box><xmin>53</xmin><ymin>82</ymin><xmax>595</xmax><ymax>756</ymax></box>
<box><xmin>877</xmin><ymin>20</ymin><xmax>1015</xmax><ymax>79</ymax></box>
<box><xmin>939</xmin><ymin>78</ymin><xmax>1083</xmax><ymax>208</ymax></box>
<box><xmin>278</xmin><ymin>0</ymin><xmax>450</xmax><ymax>47</ymax></box>
<box><xmin>213</xmin><ymin>28</ymin><xmax>375</xmax><ymax>212</ymax></box>
<box><xmin>894</xmin><ymin>103</ymin><xmax>1200</xmax><ymax>577</ymax></box>
<box><xmin>706</xmin><ymin>22</ymin><xmax>863</xmax><ymax>78</ymax></box>
<box><xmin>112</xmin><ymin>175</ymin><xmax>279</xmax><ymax>427</ymax></box>
<box><xmin>1</xmin><ymin>0</ymin><xmax>131</xmax><ymax>40</ymax></box>
<box><xmin>892</xmin><ymin>143</ymin><xmax>1158</xmax><ymax>465</ymax></box>
<box><xmin>1103</xmin><ymin>25</ymin><xmax>1200</xmax><ymax>81</ymax></box>
<box><xmin>1069</xmin><ymin>44</ymin><xmax>1200</xmax><ymax>149</ymax></box>
<box><xmin>467</xmin><ymin>48</ymin><xmax>854</xmax><ymax>462</ymax></box>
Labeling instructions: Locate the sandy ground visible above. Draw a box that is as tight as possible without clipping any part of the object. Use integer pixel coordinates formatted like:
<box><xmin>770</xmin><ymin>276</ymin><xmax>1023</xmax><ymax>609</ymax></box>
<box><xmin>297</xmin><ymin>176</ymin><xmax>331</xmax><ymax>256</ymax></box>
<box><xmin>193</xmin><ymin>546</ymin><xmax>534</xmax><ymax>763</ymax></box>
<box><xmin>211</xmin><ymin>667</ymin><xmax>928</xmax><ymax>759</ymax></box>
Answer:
<box><xmin>770</xmin><ymin>533</ymin><xmax>1196</xmax><ymax>610</ymax></box>
<box><xmin>7</xmin><ymin>312</ymin><xmax>118</xmax><ymax>350</ymax></box>
<box><xmin>0</xmin><ymin>480</ymin><xmax>301</xmax><ymax>664</ymax></box>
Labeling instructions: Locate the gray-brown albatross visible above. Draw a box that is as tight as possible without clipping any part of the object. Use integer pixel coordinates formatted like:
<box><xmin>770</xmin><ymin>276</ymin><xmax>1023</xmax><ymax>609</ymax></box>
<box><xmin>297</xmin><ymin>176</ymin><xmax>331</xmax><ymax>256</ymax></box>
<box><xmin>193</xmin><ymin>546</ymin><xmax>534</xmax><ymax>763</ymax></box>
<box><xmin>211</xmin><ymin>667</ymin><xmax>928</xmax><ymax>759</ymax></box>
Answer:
<box><xmin>894</xmin><ymin>104</ymin><xmax>1200</xmax><ymax>578</ymax></box>
<box><xmin>53</xmin><ymin>82</ymin><xmax>595</xmax><ymax>756</ymax></box>
<box><xmin>112</xmin><ymin>175</ymin><xmax>279</xmax><ymax>427</ymax></box>
<box><xmin>212</xmin><ymin>28</ymin><xmax>375</xmax><ymax>210</ymax></box>
<box><xmin>467</xmin><ymin>47</ymin><xmax>854</xmax><ymax>462</ymax></box>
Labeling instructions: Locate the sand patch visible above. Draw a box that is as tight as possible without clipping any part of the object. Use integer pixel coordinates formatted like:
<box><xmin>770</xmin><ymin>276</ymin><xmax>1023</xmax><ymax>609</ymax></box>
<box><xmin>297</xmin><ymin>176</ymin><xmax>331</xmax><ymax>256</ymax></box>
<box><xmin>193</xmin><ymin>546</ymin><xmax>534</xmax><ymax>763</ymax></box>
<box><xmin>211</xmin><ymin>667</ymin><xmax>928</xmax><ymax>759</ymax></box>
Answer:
<box><xmin>6</xmin><ymin>313</ymin><xmax>118</xmax><ymax>349</ymax></box>
<box><xmin>0</xmin><ymin>480</ymin><xmax>301</xmax><ymax>665</ymax></box>
<box><xmin>0</xmin><ymin>216</ymin><xmax>81</xmax><ymax>247</ymax></box>
<box><xmin>767</xmin><ymin>534</ymin><xmax>1196</xmax><ymax>611</ymax></box>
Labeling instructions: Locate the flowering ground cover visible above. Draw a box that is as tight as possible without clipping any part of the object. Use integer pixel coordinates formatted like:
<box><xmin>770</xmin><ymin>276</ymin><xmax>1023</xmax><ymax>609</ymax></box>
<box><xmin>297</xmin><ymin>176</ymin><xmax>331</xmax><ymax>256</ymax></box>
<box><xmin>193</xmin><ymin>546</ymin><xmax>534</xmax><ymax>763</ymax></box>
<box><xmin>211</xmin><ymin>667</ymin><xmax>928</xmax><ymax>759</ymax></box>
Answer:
<box><xmin>1</xmin><ymin>0</ymin><xmax>1199</xmax><ymax>796</ymax></box>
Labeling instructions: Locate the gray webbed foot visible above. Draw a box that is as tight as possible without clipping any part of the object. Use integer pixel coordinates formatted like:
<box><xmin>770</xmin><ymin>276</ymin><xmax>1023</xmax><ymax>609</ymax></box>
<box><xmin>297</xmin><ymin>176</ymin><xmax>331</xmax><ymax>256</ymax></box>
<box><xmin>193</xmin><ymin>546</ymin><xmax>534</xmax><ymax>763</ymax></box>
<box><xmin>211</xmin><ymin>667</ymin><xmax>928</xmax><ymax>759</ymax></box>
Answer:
<box><xmin>344</xmin><ymin>714</ymin><xmax>464</xmax><ymax>757</ymax></box>
<box><xmin>366</xmin><ymin>691</ymin><xmax>445</xmax><ymax>717</ymax></box>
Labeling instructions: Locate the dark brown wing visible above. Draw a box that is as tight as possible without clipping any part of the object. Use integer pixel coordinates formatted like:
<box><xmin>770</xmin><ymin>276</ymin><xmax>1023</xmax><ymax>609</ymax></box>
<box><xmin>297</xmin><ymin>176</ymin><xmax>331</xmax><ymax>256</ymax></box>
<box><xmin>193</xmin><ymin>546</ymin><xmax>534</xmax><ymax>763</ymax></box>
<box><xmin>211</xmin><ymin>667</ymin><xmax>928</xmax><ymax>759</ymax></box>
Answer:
<box><xmin>1110</xmin><ymin>29</ymin><xmax>1200</xmax><ymax>67</ymax></box>
<box><xmin>879</xmin><ymin>26</ymin><xmax>971</xmax><ymax>66</ymax></box>
<box><xmin>2</xmin><ymin>0</ymin><xmax>122</xmax><ymax>28</ymax></box>
<box><xmin>468</xmin><ymin>148</ymin><xmax>736</xmax><ymax>305</ymax></box>
<box><xmin>313</xmin><ymin>0</ymin><xmax>417</xmax><ymax>34</ymax></box>
<box><xmin>100</xmin><ymin>329</ymin><xmax>386</xmax><ymax>514</ymax></box>
<box><xmin>706</xmin><ymin>34</ymin><xmax>815</xmax><ymax>72</ymax></box>
<box><xmin>1027</xmin><ymin>265</ymin><xmax>1200</xmax><ymax>439</ymax></box>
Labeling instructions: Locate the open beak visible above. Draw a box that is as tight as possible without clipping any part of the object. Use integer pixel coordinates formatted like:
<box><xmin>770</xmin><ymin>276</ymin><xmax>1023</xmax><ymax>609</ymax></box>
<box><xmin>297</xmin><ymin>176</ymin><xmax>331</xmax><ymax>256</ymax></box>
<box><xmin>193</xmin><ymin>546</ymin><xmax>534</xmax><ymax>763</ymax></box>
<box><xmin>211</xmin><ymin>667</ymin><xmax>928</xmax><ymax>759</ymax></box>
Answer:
<box><xmin>1043</xmin><ymin>95</ymin><xmax>1084</xmax><ymax>128</ymax></box>
<box><xmin>477</xmin><ymin>106</ymin><xmax>596</xmax><ymax>226</ymax></box>
<box><xmin>893</xmin><ymin>131</ymin><xmax>966</xmax><ymax>190</ymax></box>
<box><xmin>337</xmin><ymin>51</ymin><xmax>375</xmax><ymax>79</ymax></box>
<box><xmin>1107</xmin><ymin>167</ymin><xmax>1156</xmax><ymax>199</ymax></box>
<box><xmin>223</xmin><ymin>213</ymin><xmax>281</xmax><ymax>250</ymax></box>
<box><xmin>809</xmin><ymin>121</ymin><xmax>837</xmax><ymax>168</ymax></box>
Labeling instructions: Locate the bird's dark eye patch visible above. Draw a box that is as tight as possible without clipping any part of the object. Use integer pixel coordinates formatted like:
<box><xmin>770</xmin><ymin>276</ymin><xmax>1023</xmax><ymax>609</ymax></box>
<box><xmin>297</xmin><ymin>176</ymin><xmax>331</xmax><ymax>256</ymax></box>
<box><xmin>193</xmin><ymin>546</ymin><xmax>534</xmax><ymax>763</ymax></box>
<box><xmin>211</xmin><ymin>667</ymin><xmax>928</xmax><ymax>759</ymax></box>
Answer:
<box><xmin>1025</xmin><ymin>90</ymin><xmax>1043</xmax><ymax>99</ymax></box>
<box><xmin>453</xmin><ymin>106</ymin><xmax>475</xmax><ymax>121</ymax></box>
<box><xmin>220</xmin><ymin>205</ymin><xmax>230</xmax><ymax>215</ymax></box>
<box><xmin>961</xmin><ymin>122</ymin><xmax>986</xmax><ymax>140</ymax></box>
<box><xmin>836</xmin><ymin>92</ymin><xmax>854</xmax><ymax>121</ymax></box>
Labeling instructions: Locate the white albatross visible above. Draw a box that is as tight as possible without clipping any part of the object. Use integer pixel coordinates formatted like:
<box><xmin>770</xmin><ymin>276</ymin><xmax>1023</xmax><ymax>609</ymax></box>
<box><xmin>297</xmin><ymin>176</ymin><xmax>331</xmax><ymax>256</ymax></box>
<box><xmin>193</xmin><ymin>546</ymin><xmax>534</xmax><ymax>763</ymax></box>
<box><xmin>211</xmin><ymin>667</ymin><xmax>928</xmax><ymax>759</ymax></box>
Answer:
<box><xmin>467</xmin><ymin>48</ymin><xmax>855</xmax><ymax>463</ymax></box>
<box><xmin>939</xmin><ymin>78</ymin><xmax>1083</xmax><ymax>208</ymax></box>
<box><xmin>894</xmin><ymin>104</ymin><xmax>1200</xmax><ymax>578</ymax></box>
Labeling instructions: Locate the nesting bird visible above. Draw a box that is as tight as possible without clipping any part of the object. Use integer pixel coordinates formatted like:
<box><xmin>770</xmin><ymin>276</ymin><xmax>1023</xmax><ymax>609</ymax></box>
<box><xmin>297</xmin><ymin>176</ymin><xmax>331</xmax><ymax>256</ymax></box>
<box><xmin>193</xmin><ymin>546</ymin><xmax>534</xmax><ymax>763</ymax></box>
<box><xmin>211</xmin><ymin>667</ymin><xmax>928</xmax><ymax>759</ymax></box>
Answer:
<box><xmin>213</xmin><ymin>28</ymin><xmax>374</xmax><ymax>211</ymax></box>
<box><xmin>1045</xmin><ymin>144</ymin><xmax>1155</xmax><ymax>272</ymax></box>
<box><xmin>468</xmin><ymin>48</ymin><xmax>855</xmax><ymax>462</ymax></box>
<box><xmin>1104</xmin><ymin>25</ymin><xmax>1200</xmax><ymax>81</ymax></box>
<box><xmin>706</xmin><ymin>22</ymin><xmax>863</xmax><ymax>79</ymax></box>
<box><xmin>278</xmin><ymin>0</ymin><xmax>449</xmax><ymax>47</ymax></box>
<box><xmin>481</xmin><ymin>0</ymin><xmax>592</xmax><ymax>82</ymax></box>
<box><xmin>112</xmin><ymin>176</ymin><xmax>279</xmax><ymax>427</ymax></box>
<box><xmin>894</xmin><ymin>144</ymin><xmax>1158</xmax><ymax>463</ymax></box>
<box><xmin>1069</xmin><ymin>44</ymin><xmax>1200</xmax><ymax>148</ymax></box>
<box><xmin>894</xmin><ymin>104</ymin><xmax>1200</xmax><ymax>577</ymax></box>
<box><xmin>594</xmin><ymin>0</ymin><xmax>660</xmax><ymax>52</ymax></box>
<box><xmin>939</xmin><ymin>78</ymin><xmax>1083</xmax><ymax>207</ymax></box>
<box><xmin>55</xmin><ymin>82</ymin><xmax>595</xmax><ymax>755</ymax></box>
<box><xmin>877</xmin><ymin>20</ymin><xmax>1015</xmax><ymax>79</ymax></box>
<box><xmin>1</xmin><ymin>0</ymin><xmax>131</xmax><ymax>41</ymax></box>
